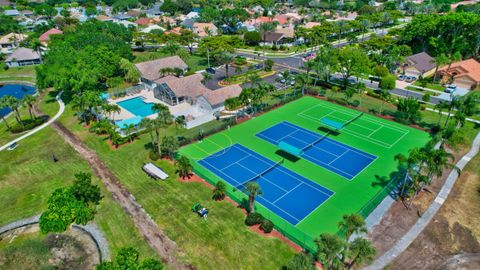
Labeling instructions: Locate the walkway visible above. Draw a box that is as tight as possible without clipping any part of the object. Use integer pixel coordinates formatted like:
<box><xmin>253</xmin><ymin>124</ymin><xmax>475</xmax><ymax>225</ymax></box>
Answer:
<box><xmin>0</xmin><ymin>214</ymin><xmax>110</xmax><ymax>261</ymax></box>
<box><xmin>426</xmin><ymin>107</ymin><xmax>480</xmax><ymax>124</ymax></box>
<box><xmin>49</xmin><ymin>121</ymin><xmax>193</xmax><ymax>270</ymax></box>
<box><xmin>0</xmin><ymin>91</ymin><xmax>65</xmax><ymax>151</ymax></box>
<box><xmin>364</xmin><ymin>132</ymin><xmax>480</xmax><ymax>270</ymax></box>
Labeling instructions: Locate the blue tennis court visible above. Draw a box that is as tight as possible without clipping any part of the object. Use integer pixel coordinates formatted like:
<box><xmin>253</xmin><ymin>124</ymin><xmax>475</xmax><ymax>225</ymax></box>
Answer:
<box><xmin>198</xmin><ymin>144</ymin><xmax>334</xmax><ymax>225</ymax></box>
<box><xmin>256</xmin><ymin>121</ymin><xmax>376</xmax><ymax>180</ymax></box>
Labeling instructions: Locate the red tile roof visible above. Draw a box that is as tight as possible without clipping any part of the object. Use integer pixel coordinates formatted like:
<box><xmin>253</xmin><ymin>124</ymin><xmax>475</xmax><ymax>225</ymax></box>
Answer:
<box><xmin>39</xmin><ymin>28</ymin><xmax>63</xmax><ymax>42</ymax></box>
<box><xmin>438</xmin><ymin>58</ymin><xmax>480</xmax><ymax>83</ymax></box>
<box><xmin>135</xmin><ymin>18</ymin><xmax>151</xmax><ymax>25</ymax></box>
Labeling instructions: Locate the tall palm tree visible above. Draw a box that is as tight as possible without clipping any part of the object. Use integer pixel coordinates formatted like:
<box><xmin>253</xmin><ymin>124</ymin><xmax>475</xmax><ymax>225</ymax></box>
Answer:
<box><xmin>0</xmin><ymin>97</ymin><xmax>12</xmax><ymax>130</ymax></box>
<box><xmin>22</xmin><ymin>94</ymin><xmax>36</xmax><ymax>120</ymax></box>
<box><xmin>175</xmin><ymin>155</ymin><xmax>192</xmax><ymax>179</ymax></box>
<box><xmin>160</xmin><ymin>135</ymin><xmax>179</xmax><ymax>159</ymax></box>
<box><xmin>122</xmin><ymin>123</ymin><xmax>136</xmax><ymax>142</ymax></box>
<box><xmin>219</xmin><ymin>52</ymin><xmax>235</xmax><ymax>78</ymax></box>
<box><xmin>360</xmin><ymin>19</ymin><xmax>371</xmax><ymax>42</ymax></box>
<box><xmin>110</xmin><ymin>104</ymin><xmax>121</xmax><ymax>121</ymax></box>
<box><xmin>337</xmin><ymin>213</ymin><xmax>367</xmax><ymax>240</ymax></box>
<box><xmin>140</xmin><ymin>117</ymin><xmax>155</xmax><ymax>147</ymax></box>
<box><xmin>431</xmin><ymin>53</ymin><xmax>448</xmax><ymax>82</ymax></box>
<box><xmin>434</xmin><ymin>101</ymin><xmax>449</xmax><ymax>126</ymax></box>
<box><xmin>258</xmin><ymin>22</ymin><xmax>277</xmax><ymax>67</ymax></box>
<box><xmin>3</xmin><ymin>95</ymin><xmax>23</xmax><ymax>127</ymax></box>
<box><xmin>245</xmin><ymin>182</ymin><xmax>262</xmax><ymax>213</ymax></box>
<box><xmin>347</xmin><ymin>238</ymin><xmax>376</xmax><ymax>269</ymax></box>
<box><xmin>280</xmin><ymin>70</ymin><xmax>294</xmax><ymax>99</ymax></box>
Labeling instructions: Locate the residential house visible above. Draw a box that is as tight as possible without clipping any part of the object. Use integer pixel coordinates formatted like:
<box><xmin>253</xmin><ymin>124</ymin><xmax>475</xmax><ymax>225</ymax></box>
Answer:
<box><xmin>4</xmin><ymin>9</ymin><xmax>20</xmax><ymax>16</ymax></box>
<box><xmin>96</xmin><ymin>15</ymin><xmax>114</xmax><ymax>22</ymax></box>
<box><xmin>164</xmin><ymin>27</ymin><xmax>182</xmax><ymax>35</ymax></box>
<box><xmin>135</xmin><ymin>17</ymin><xmax>152</xmax><ymax>26</ymax></box>
<box><xmin>0</xmin><ymin>33</ymin><xmax>27</xmax><ymax>54</ymax></box>
<box><xmin>127</xmin><ymin>10</ymin><xmax>142</xmax><ymax>18</ymax></box>
<box><xmin>135</xmin><ymin>56</ymin><xmax>189</xmax><ymax>88</ymax></box>
<box><xmin>275</xmin><ymin>25</ymin><xmax>295</xmax><ymax>39</ymax></box>
<box><xmin>39</xmin><ymin>28</ymin><xmax>63</xmax><ymax>45</ymax></box>
<box><xmin>437</xmin><ymin>58</ymin><xmax>480</xmax><ymax>90</ymax></box>
<box><xmin>181</xmin><ymin>18</ymin><xmax>195</xmax><ymax>29</ymax></box>
<box><xmin>145</xmin><ymin>2</ymin><xmax>162</xmax><ymax>18</ymax></box>
<box><xmin>0</xmin><ymin>0</ymin><xmax>11</xmax><ymax>6</ymax></box>
<box><xmin>403</xmin><ymin>52</ymin><xmax>436</xmax><ymax>77</ymax></box>
<box><xmin>192</xmin><ymin>22</ymin><xmax>218</xmax><ymax>37</ymax></box>
<box><xmin>303</xmin><ymin>22</ymin><xmax>321</xmax><ymax>29</ymax></box>
<box><xmin>141</xmin><ymin>24</ymin><xmax>165</xmax><ymax>33</ymax></box>
<box><xmin>261</xmin><ymin>32</ymin><xmax>287</xmax><ymax>46</ymax></box>
<box><xmin>5</xmin><ymin>47</ymin><xmax>41</xmax><ymax>67</ymax></box>
<box><xmin>20</xmin><ymin>10</ymin><xmax>34</xmax><ymax>17</ymax></box>
<box><xmin>196</xmin><ymin>85</ymin><xmax>242</xmax><ymax>112</ymax></box>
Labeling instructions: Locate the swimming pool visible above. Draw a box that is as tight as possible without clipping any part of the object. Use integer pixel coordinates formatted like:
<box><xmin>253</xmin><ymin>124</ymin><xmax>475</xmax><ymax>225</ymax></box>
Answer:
<box><xmin>0</xmin><ymin>84</ymin><xmax>36</xmax><ymax>117</ymax></box>
<box><xmin>117</xmin><ymin>97</ymin><xmax>155</xmax><ymax>117</ymax></box>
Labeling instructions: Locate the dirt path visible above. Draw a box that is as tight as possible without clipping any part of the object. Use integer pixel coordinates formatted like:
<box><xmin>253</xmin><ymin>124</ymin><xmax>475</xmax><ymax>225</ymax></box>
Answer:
<box><xmin>49</xmin><ymin>121</ymin><xmax>193</xmax><ymax>270</ymax></box>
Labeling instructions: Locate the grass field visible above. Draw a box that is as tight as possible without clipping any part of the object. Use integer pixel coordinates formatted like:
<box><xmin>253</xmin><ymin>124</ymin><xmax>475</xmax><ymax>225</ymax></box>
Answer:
<box><xmin>179</xmin><ymin>96</ymin><xmax>431</xmax><ymax>251</ymax></box>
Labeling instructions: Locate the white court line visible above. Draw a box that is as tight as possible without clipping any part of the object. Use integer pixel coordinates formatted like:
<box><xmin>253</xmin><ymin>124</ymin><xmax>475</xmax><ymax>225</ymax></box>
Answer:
<box><xmin>302</xmin><ymin>152</ymin><xmax>355</xmax><ymax>179</ymax></box>
<box><xmin>367</xmin><ymin>125</ymin><xmax>384</xmax><ymax>138</ymax></box>
<box><xmin>220</xmin><ymin>155</ymin><xmax>252</xmax><ymax>171</ymax></box>
<box><xmin>328</xmin><ymin>150</ymin><xmax>350</xmax><ymax>165</ymax></box>
<box><xmin>273</xmin><ymin>182</ymin><xmax>303</xmax><ymax>203</ymax></box>
<box><xmin>237</xmin><ymin>163</ymin><xmax>290</xmax><ymax>193</ymax></box>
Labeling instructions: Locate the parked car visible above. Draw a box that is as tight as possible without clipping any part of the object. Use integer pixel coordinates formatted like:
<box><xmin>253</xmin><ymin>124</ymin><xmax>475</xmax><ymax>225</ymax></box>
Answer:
<box><xmin>405</xmin><ymin>76</ymin><xmax>417</xmax><ymax>82</ymax></box>
<box><xmin>206</xmin><ymin>67</ymin><xmax>216</xmax><ymax>74</ymax></box>
<box><xmin>397</xmin><ymin>74</ymin><xmax>406</xmax><ymax>81</ymax></box>
<box><xmin>445</xmin><ymin>84</ymin><xmax>457</xmax><ymax>93</ymax></box>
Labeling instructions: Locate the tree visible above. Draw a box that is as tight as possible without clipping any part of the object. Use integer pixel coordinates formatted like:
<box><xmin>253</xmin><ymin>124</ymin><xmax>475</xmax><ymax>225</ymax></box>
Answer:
<box><xmin>140</xmin><ymin>117</ymin><xmax>155</xmax><ymax>148</ymax></box>
<box><xmin>314</xmin><ymin>46</ymin><xmax>337</xmax><ymax>84</ymax></box>
<box><xmin>337</xmin><ymin>213</ymin><xmax>367</xmax><ymax>240</ymax></box>
<box><xmin>245</xmin><ymin>182</ymin><xmax>262</xmax><ymax>213</ymax></box>
<box><xmin>212</xmin><ymin>181</ymin><xmax>227</xmax><ymax>201</ymax></box>
<box><xmin>163</xmin><ymin>40</ymin><xmax>181</xmax><ymax>56</ymax></box>
<box><xmin>119</xmin><ymin>58</ymin><xmax>140</xmax><ymax>83</ymax></box>
<box><xmin>396</xmin><ymin>97</ymin><xmax>421</xmax><ymax>124</ymax></box>
<box><xmin>0</xmin><ymin>97</ymin><xmax>12</xmax><ymax>130</ymax></box>
<box><xmin>96</xmin><ymin>247</ymin><xmax>163</xmax><ymax>270</ymax></box>
<box><xmin>431</xmin><ymin>53</ymin><xmax>448</xmax><ymax>82</ymax></box>
<box><xmin>315</xmin><ymin>233</ymin><xmax>346</xmax><ymax>270</ymax></box>
<box><xmin>178</xmin><ymin>29</ymin><xmax>198</xmax><ymax>54</ymax></box>
<box><xmin>218</xmin><ymin>52</ymin><xmax>235</xmax><ymax>78</ymax></box>
<box><xmin>39</xmin><ymin>172</ymin><xmax>102</xmax><ymax>233</ymax></box>
<box><xmin>379</xmin><ymin>74</ymin><xmax>396</xmax><ymax>91</ymax></box>
<box><xmin>264</xmin><ymin>59</ymin><xmax>274</xmax><ymax>71</ymax></box>
<box><xmin>160</xmin><ymin>136</ymin><xmax>179</xmax><ymax>159</ymax></box>
<box><xmin>347</xmin><ymin>238</ymin><xmax>376</xmax><ymax>269</ymax></box>
<box><xmin>175</xmin><ymin>155</ymin><xmax>192</xmax><ymax>179</ymax></box>
<box><xmin>2</xmin><ymin>95</ymin><xmax>23</xmax><ymax>128</ymax></box>
<box><xmin>285</xmin><ymin>252</ymin><xmax>316</xmax><ymax>270</ymax></box>
<box><xmin>244</xmin><ymin>31</ymin><xmax>261</xmax><ymax>46</ymax></box>
<box><xmin>152</xmin><ymin>103</ymin><xmax>172</xmax><ymax>154</ymax></box>
<box><xmin>335</xmin><ymin>47</ymin><xmax>370</xmax><ymax>89</ymax></box>
<box><xmin>434</xmin><ymin>101</ymin><xmax>449</xmax><ymax>126</ymax></box>
<box><xmin>21</xmin><ymin>94</ymin><xmax>36</xmax><ymax>120</ymax></box>
<box><xmin>174</xmin><ymin>115</ymin><xmax>186</xmax><ymax>130</ymax></box>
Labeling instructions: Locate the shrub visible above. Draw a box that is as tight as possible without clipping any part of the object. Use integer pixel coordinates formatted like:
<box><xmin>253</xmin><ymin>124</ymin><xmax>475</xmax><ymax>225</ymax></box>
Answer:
<box><xmin>244</xmin><ymin>31</ymin><xmax>261</xmax><ymax>46</ymax></box>
<box><xmin>350</xmin><ymin>100</ymin><xmax>360</xmax><ymax>107</ymax></box>
<box><xmin>10</xmin><ymin>117</ymin><xmax>44</xmax><ymax>133</ymax></box>
<box><xmin>260</xmin><ymin>219</ymin><xmax>274</xmax><ymax>233</ymax></box>
<box><xmin>245</xmin><ymin>212</ymin><xmax>263</xmax><ymax>226</ymax></box>
<box><xmin>149</xmin><ymin>150</ymin><xmax>160</xmax><ymax>161</ymax></box>
<box><xmin>279</xmin><ymin>45</ymin><xmax>287</xmax><ymax>51</ymax></box>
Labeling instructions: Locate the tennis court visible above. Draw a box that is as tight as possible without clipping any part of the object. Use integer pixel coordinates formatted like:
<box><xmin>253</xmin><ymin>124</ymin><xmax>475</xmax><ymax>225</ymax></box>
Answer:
<box><xmin>198</xmin><ymin>144</ymin><xmax>334</xmax><ymax>225</ymax></box>
<box><xmin>298</xmin><ymin>103</ymin><xmax>409</xmax><ymax>148</ymax></box>
<box><xmin>256</xmin><ymin>121</ymin><xmax>377</xmax><ymax>180</ymax></box>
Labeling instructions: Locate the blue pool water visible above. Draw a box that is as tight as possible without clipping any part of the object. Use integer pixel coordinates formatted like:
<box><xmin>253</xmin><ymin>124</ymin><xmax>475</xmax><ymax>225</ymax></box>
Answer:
<box><xmin>0</xmin><ymin>84</ymin><xmax>36</xmax><ymax>117</ymax></box>
<box><xmin>117</xmin><ymin>97</ymin><xmax>155</xmax><ymax>117</ymax></box>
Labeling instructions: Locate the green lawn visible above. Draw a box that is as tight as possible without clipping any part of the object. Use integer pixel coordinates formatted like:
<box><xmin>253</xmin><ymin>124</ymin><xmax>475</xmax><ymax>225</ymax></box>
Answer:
<box><xmin>0</xmin><ymin>232</ymin><xmax>52</xmax><ymax>270</ymax></box>
<box><xmin>0</xmin><ymin>125</ymin><xmax>156</xmax><ymax>259</ymax></box>
<box><xmin>412</xmin><ymin>80</ymin><xmax>445</xmax><ymax>91</ymax></box>
<box><xmin>57</xmin><ymin>106</ymin><xmax>296</xmax><ymax>269</ymax></box>
<box><xmin>133</xmin><ymin>51</ymin><xmax>209</xmax><ymax>72</ymax></box>
<box><xmin>0</xmin><ymin>66</ymin><xmax>36</xmax><ymax>83</ymax></box>
<box><xmin>179</xmin><ymin>96</ymin><xmax>431</xmax><ymax>251</ymax></box>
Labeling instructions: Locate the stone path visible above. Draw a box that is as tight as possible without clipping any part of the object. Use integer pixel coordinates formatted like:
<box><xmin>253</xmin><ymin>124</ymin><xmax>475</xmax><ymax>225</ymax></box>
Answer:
<box><xmin>0</xmin><ymin>215</ymin><xmax>110</xmax><ymax>261</ymax></box>
<box><xmin>364</xmin><ymin>132</ymin><xmax>480</xmax><ymax>270</ymax></box>
<box><xmin>0</xmin><ymin>91</ymin><xmax>64</xmax><ymax>151</ymax></box>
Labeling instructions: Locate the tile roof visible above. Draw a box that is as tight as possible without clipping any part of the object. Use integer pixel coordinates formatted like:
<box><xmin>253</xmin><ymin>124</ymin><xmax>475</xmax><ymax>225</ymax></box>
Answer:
<box><xmin>261</xmin><ymin>32</ymin><xmax>286</xmax><ymax>43</ymax></box>
<box><xmin>0</xmin><ymin>33</ymin><xmax>27</xmax><ymax>45</ymax></box>
<box><xmin>39</xmin><ymin>28</ymin><xmax>63</xmax><ymax>42</ymax></box>
<box><xmin>202</xmin><ymin>85</ymin><xmax>242</xmax><ymax>106</ymax></box>
<box><xmin>135</xmin><ymin>17</ymin><xmax>151</xmax><ymax>25</ymax></box>
<box><xmin>193</xmin><ymin>23</ymin><xmax>218</xmax><ymax>37</ymax></box>
<box><xmin>96</xmin><ymin>15</ymin><xmax>113</xmax><ymax>21</ymax></box>
<box><xmin>6</xmin><ymin>47</ymin><xmax>40</xmax><ymax>62</ymax></box>
<box><xmin>303</xmin><ymin>22</ymin><xmax>321</xmax><ymax>29</ymax></box>
<box><xmin>135</xmin><ymin>56</ymin><xmax>188</xmax><ymax>81</ymax></box>
<box><xmin>438</xmin><ymin>58</ymin><xmax>480</xmax><ymax>83</ymax></box>
<box><xmin>161</xmin><ymin>73</ymin><xmax>209</xmax><ymax>99</ymax></box>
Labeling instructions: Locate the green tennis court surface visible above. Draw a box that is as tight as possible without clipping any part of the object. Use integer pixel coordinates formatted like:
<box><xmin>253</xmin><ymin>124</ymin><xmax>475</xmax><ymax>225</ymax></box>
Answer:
<box><xmin>179</xmin><ymin>96</ymin><xmax>430</xmax><ymax>251</ymax></box>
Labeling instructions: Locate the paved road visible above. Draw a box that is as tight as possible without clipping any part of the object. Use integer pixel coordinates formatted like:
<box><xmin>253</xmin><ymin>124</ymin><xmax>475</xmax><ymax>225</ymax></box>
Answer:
<box><xmin>0</xmin><ymin>91</ymin><xmax>65</xmax><ymax>152</ymax></box>
<box><xmin>391</xmin><ymin>88</ymin><xmax>444</xmax><ymax>105</ymax></box>
<box><xmin>364</xmin><ymin>132</ymin><xmax>480</xmax><ymax>270</ymax></box>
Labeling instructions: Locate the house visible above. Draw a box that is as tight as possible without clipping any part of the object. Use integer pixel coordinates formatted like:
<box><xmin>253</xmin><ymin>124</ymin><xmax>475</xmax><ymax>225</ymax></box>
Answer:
<box><xmin>135</xmin><ymin>56</ymin><xmax>189</xmax><ymax>86</ymax></box>
<box><xmin>153</xmin><ymin>74</ymin><xmax>209</xmax><ymax>105</ymax></box>
<box><xmin>116</xmin><ymin>20</ymin><xmax>137</xmax><ymax>28</ymax></box>
<box><xmin>275</xmin><ymin>25</ymin><xmax>295</xmax><ymax>39</ymax></box>
<box><xmin>437</xmin><ymin>58</ymin><xmax>480</xmax><ymax>90</ymax></box>
<box><xmin>20</xmin><ymin>10</ymin><xmax>34</xmax><ymax>17</ymax></box>
<box><xmin>4</xmin><ymin>9</ymin><xmax>20</xmax><ymax>16</ymax></box>
<box><xmin>96</xmin><ymin>15</ymin><xmax>114</xmax><ymax>22</ymax></box>
<box><xmin>5</xmin><ymin>47</ymin><xmax>41</xmax><ymax>67</ymax></box>
<box><xmin>403</xmin><ymin>52</ymin><xmax>436</xmax><ymax>77</ymax></box>
<box><xmin>145</xmin><ymin>3</ymin><xmax>162</xmax><ymax>18</ymax></box>
<box><xmin>135</xmin><ymin>17</ymin><xmax>152</xmax><ymax>26</ymax></box>
<box><xmin>39</xmin><ymin>28</ymin><xmax>63</xmax><ymax>45</ymax></box>
<box><xmin>181</xmin><ymin>18</ymin><xmax>195</xmax><ymax>29</ymax></box>
<box><xmin>0</xmin><ymin>0</ymin><xmax>11</xmax><ymax>6</ymax></box>
<box><xmin>261</xmin><ymin>32</ymin><xmax>287</xmax><ymax>46</ymax></box>
<box><xmin>185</xmin><ymin>11</ymin><xmax>199</xmax><ymax>20</ymax></box>
<box><xmin>196</xmin><ymin>85</ymin><xmax>243</xmax><ymax>112</ymax></box>
<box><xmin>303</xmin><ymin>22</ymin><xmax>321</xmax><ymax>29</ymax></box>
<box><xmin>164</xmin><ymin>27</ymin><xmax>182</xmax><ymax>35</ymax></box>
<box><xmin>0</xmin><ymin>33</ymin><xmax>27</xmax><ymax>54</ymax></box>
<box><xmin>192</xmin><ymin>22</ymin><xmax>218</xmax><ymax>37</ymax></box>
<box><xmin>141</xmin><ymin>24</ymin><xmax>165</xmax><ymax>33</ymax></box>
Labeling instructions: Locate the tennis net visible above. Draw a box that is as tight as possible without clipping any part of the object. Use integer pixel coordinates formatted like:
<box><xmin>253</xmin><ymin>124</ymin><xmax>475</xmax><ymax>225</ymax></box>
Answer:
<box><xmin>343</xmin><ymin>112</ymin><xmax>364</xmax><ymax>127</ymax></box>
<box><xmin>234</xmin><ymin>159</ymin><xmax>284</xmax><ymax>190</ymax></box>
<box><xmin>302</xmin><ymin>133</ymin><xmax>329</xmax><ymax>151</ymax></box>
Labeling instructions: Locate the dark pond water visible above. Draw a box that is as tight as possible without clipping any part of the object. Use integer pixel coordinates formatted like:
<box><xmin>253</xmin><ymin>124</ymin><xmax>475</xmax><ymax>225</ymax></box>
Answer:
<box><xmin>0</xmin><ymin>84</ymin><xmax>36</xmax><ymax>118</ymax></box>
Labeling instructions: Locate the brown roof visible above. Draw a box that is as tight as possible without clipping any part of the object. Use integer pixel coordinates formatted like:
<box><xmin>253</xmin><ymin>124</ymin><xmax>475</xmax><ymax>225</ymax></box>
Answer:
<box><xmin>96</xmin><ymin>15</ymin><xmax>113</xmax><ymax>21</ymax></box>
<box><xmin>161</xmin><ymin>73</ymin><xmax>208</xmax><ymax>99</ymax></box>
<box><xmin>438</xmin><ymin>58</ymin><xmax>480</xmax><ymax>83</ymax></box>
<box><xmin>39</xmin><ymin>28</ymin><xmax>63</xmax><ymax>42</ymax></box>
<box><xmin>202</xmin><ymin>85</ymin><xmax>242</xmax><ymax>106</ymax></box>
<box><xmin>135</xmin><ymin>18</ymin><xmax>151</xmax><ymax>25</ymax></box>
<box><xmin>192</xmin><ymin>23</ymin><xmax>217</xmax><ymax>37</ymax></box>
<box><xmin>135</xmin><ymin>56</ymin><xmax>188</xmax><ymax>81</ymax></box>
<box><xmin>405</xmin><ymin>52</ymin><xmax>435</xmax><ymax>72</ymax></box>
<box><xmin>261</xmin><ymin>32</ymin><xmax>286</xmax><ymax>42</ymax></box>
<box><xmin>0</xmin><ymin>33</ymin><xmax>27</xmax><ymax>45</ymax></box>
<box><xmin>6</xmin><ymin>47</ymin><xmax>40</xmax><ymax>62</ymax></box>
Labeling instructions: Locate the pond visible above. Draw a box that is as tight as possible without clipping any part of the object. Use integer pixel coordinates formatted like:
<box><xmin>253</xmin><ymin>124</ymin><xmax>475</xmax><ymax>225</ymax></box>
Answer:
<box><xmin>0</xmin><ymin>84</ymin><xmax>36</xmax><ymax>118</ymax></box>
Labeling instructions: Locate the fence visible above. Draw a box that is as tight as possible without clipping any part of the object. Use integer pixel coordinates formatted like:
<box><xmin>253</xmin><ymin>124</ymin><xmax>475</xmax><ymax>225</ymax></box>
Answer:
<box><xmin>104</xmin><ymin>84</ymin><xmax>145</xmax><ymax>100</ymax></box>
<box><xmin>356</xmin><ymin>174</ymin><xmax>402</xmax><ymax>219</ymax></box>
<box><xmin>193</xmin><ymin>164</ymin><xmax>318</xmax><ymax>252</ymax></box>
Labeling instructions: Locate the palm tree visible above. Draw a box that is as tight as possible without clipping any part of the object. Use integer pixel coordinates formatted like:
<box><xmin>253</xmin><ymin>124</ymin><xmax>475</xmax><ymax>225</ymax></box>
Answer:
<box><xmin>280</xmin><ymin>70</ymin><xmax>294</xmax><ymax>99</ymax></box>
<box><xmin>110</xmin><ymin>104</ymin><xmax>121</xmax><ymax>121</ymax></box>
<box><xmin>140</xmin><ymin>117</ymin><xmax>155</xmax><ymax>148</ymax></box>
<box><xmin>174</xmin><ymin>116</ymin><xmax>186</xmax><ymax>131</ymax></box>
<box><xmin>160</xmin><ymin>136</ymin><xmax>179</xmax><ymax>159</ymax></box>
<box><xmin>212</xmin><ymin>181</ymin><xmax>227</xmax><ymax>200</ymax></box>
<box><xmin>360</xmin><ymin>19</ymin><xmax>371</xmax><ymax>42</ymax></box>
<box><xmin>336</xmin><ymin>20</ymin><xmax>348</xmax><ymax>43</ymax></box>
<box><xmin>219</xmin><ymin>52</ymin><xmax>235</xmax><ymax>78</ymax></box>
<box><xmin>347</xmin><ymin>238</ymin><xmax>376</xmax><ymax>269</ymax></box>
<box><xmin>22</xmin><ymin>94</ymin><xmax>36</xmax><ymax>120</ymax></box>
<box><xmin>202</xmin><ymin>72</ymin><xmax>212</xmax><ymax>85</ymax></box>
<box><xmin>247</xmin><ymin>73</ymin><xmax>261</xmax><ymax>88</ymax></box>
<box><xmin>431</xmin><ymin>53</ymin><xmax>448</xmax><ymax>82</ymax></box>
<box><xmin>122</xmin><ymin>124</ymin><xmax>136</xmax><ymax>142</ymax></box>
<box><xmin>2</xmin><ymin>95</ymin><xmax>23</xmax><ymax>127</ymax></box>
<box><xmin>434</xmin><ymin>101</ymin><xmax>449</xmax><ymax>126</ymax></box>
<box><xmin>175</xmin><ymin>155</ymin><xmax>192</xmax><ymax>179</ymax></box>
<box><xmin>337</xmin><ymin>213</ymin><xmax>367</xmax><ymax>240</ymax></box>
<box><xmin>315</xmin><ymin>233</ymin><xmax>346</xmax><ymax>270</ymax></box>
<box><xmin>32</xmin><ymin>39</ymin><xmax>43</xmax><ymax>61</ymax></box>
<box><xmin>245</xmin><ymin>182</ymin><xmax>262</xmax><ymax>213</ymax></box>
<box><xmin>296</xmin><ymin>73</ymin><xmax>309</xmax><ymax>95</ymax></box>
<box><xmin>258</xmin><ymin>22</ymin><xmax>277</xmax><ymax>67</ymax></box>
<box><xmin>0</xmin><ymin>97</ymin><xmax>12</xmax><ymax>130</ymax></box>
